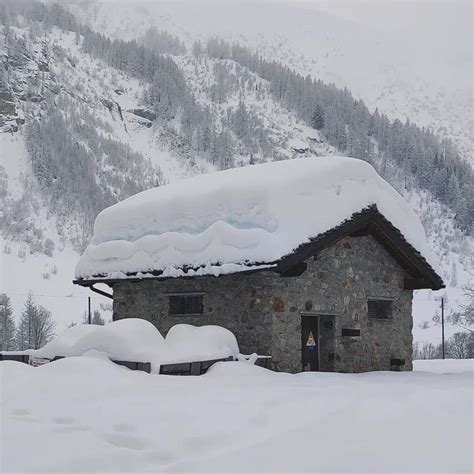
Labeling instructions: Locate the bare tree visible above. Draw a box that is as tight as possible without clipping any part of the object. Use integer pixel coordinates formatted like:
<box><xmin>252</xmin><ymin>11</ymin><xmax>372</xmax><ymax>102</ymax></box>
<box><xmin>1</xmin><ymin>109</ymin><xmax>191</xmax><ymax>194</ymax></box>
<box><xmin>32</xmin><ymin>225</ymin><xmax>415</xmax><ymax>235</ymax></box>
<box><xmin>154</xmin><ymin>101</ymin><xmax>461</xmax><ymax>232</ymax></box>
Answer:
<box><xmin>413</xmin><ymin>341</ymin><xmax>441</xmax><ymax>360</ymax></box>
<box><xmin>82</xmin><ymin>309</ymin><xmax>105</xmax><ymax>325</ymax></box>
<box><xmin>448</xmin><ymin>280</ymin><xmax>474</xmax><ymax>333</ymax></box>
<box><xmin>31</xmin><ymin>306</ymin><xmax>56</xmax><ymax>349</ymax></box>
<box><xmin>446</xmin><ymin>332</ymin><xmax>473</xmax><ymax>359</ymax></box>
<box><xmin>16</xmin><ymin>293</ymin><xmax>55</xmax><ymax>350</ymax></box>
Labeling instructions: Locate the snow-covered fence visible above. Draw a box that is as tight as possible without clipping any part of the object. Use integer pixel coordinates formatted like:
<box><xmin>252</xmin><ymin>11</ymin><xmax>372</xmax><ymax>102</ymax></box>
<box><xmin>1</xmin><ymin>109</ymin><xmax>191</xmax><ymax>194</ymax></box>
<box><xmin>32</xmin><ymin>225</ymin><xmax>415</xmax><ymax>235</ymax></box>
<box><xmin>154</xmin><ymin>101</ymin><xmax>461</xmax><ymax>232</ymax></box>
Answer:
<box><xmin>51</xmin><ymin>356</ymin><xmax>152</xmax><ymax>373</ymax></box>
<box><xmin>0</xmin><ymin>352</ymin><xmax>153</xmax><ymax>372</ymax></box>
<box><xmin>0</xmin><ymin>353</ymin><xmax>273</xmax><ymax>375</ymax></box>
<box><xmin>159</xmin><ymin>356</ymin><xmax>234</xmax><ymax>375</ymax></box>
<box><xmin>0</xmin><ymin>353</ymin><xmax>29</xmax><ymax>364</ymax></box>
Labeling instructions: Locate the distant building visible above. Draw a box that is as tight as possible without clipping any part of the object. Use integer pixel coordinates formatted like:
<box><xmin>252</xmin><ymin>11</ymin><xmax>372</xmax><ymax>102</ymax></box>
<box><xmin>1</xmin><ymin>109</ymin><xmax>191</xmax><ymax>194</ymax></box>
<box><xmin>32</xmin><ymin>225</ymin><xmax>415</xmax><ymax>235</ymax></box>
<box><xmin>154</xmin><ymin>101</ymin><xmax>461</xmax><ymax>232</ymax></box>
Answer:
<box><xmin>74</xmin><ymin>158</ymin><xmax>443</xmax><ymax>373</ymax></box>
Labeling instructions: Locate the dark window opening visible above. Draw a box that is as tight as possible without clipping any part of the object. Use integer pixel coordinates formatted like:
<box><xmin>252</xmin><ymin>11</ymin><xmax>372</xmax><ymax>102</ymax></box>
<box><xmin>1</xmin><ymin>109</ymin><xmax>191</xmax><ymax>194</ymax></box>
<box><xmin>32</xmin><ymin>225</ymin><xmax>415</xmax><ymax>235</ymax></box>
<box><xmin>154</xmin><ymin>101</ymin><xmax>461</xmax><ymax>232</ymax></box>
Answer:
<box><xmin>341</xmin><ymin>328</ymin><xmax>360</xmax><ymax>337</ymax></box>
<box><xmin>368</xmin><ymin>299</ymin><xmax>393</xmax><ymax>320</ymax></box>
<box><xmin>169</xmin><ymin>294</ymin><xmax>203</xmax><ymax>316</ymax></box>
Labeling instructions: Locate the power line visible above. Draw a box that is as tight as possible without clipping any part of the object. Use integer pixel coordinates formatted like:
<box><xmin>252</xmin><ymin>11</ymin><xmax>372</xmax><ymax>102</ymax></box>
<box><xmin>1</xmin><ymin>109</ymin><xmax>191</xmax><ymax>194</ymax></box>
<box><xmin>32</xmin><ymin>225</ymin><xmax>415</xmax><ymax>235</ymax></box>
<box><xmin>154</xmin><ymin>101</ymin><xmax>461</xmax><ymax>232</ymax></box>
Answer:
<box><xmin>0</xmin><ymin>292</ymin><xmax>464</xmax><ymax>302</ymax></box>
<box><xmin>1</xmin><ymin>292</ymin><xmax>109</xmax><ymax>299</ymax></box>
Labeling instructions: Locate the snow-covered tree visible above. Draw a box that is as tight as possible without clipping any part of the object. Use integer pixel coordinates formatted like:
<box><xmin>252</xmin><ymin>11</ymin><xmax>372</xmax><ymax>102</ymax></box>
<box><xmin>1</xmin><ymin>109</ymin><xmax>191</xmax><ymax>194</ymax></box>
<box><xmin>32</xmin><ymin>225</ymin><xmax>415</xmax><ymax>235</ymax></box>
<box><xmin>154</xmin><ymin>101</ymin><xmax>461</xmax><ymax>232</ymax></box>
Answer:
<box><xmin>311</xmin><ymin>104</ymin><xmax>325</xmax><ymax>130</ymax></box>
<box><xmin>82</xmin><ymin>309</ymin><xmax>105</xmax><ymax>326</ymax></box>
<box><xmin>0</xmin><ymin>293</ymin><xmax>16</xmax><ymax>351</ymax></box>
<box><xmin>16</xmin><ymin>293</ymin><xmax>55</xmax><ymax>350</ymax></box>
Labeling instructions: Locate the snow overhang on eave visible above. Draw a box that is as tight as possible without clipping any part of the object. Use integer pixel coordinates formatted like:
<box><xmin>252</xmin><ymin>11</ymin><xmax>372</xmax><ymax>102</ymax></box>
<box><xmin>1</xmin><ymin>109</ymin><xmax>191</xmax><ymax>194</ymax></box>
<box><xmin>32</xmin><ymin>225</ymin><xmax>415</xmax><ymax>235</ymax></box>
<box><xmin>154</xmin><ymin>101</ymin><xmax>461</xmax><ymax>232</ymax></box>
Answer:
<box><xmin>73</xmin><ymin>206</ymin><xmax>444</xmax><ymax>292</ymax></box>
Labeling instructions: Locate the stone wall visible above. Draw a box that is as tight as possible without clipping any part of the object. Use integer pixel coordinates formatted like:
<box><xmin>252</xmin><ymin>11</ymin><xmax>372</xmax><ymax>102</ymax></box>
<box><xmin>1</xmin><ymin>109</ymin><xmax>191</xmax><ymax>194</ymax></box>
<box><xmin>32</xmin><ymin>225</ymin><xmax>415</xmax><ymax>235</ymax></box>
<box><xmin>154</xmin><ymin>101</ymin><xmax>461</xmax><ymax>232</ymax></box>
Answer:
<box><xmin>270</xmin><ymin>236</ymin><xmax>413</xmax><ymax>373</ymax></box>
<box><xmin>112</xmin><ymin>235</ymin><xmax>413</xmax><ymax>373</ymax></box>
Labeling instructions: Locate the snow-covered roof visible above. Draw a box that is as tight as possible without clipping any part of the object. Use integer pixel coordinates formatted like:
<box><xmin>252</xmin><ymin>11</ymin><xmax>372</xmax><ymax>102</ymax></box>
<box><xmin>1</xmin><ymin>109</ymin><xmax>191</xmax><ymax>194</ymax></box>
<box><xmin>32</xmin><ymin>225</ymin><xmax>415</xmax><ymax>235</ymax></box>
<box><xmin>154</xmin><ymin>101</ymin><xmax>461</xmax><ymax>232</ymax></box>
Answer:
<box><xmin>75</xmin><ymin>157</ymin><xmax>439</xmax><ymax>281</ymax></box>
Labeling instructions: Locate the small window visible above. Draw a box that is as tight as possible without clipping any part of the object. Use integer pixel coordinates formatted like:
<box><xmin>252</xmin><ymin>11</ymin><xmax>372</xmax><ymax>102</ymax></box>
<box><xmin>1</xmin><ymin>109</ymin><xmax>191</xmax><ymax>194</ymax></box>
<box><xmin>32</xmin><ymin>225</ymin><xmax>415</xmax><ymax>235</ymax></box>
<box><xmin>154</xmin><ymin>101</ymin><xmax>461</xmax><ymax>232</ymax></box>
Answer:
<box><xmin>341</xmin><ymin>328</ymin><xmax>360</xmax><ymax>337</ymax></box>
<box><xmin>169</xmin><ymin>294</ymin><xmax>203</xmax><ymax>316</ymax></box>
<box><xmin>367</xmin><ymin>299</ymin><xmax>393</xmax><ymax>320</ymax></box>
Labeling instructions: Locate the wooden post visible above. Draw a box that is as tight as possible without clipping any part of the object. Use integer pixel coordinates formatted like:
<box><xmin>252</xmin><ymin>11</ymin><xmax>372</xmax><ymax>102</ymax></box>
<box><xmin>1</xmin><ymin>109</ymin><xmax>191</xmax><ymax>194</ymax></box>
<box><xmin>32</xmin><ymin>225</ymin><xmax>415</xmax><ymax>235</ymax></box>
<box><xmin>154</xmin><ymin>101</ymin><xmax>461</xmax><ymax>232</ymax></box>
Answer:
<box><xmin>441</xmin><ymin>297</ymin><xmax>445</xmax><ymax>359</ymax></box>
<box><xmin>88</xmin><ymin>297</ymin><xmax>91</xmax><ymax>325</ymax></box>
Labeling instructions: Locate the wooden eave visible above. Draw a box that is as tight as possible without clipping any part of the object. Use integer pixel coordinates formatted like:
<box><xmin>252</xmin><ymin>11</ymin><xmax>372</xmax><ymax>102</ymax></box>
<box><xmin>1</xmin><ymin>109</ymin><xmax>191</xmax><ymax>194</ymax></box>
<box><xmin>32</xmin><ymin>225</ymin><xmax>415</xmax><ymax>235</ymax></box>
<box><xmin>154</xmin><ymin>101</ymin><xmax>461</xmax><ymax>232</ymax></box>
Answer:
<box><xmin>273</xmin><ymin>205</ymin><xmax>444</xmax><ymax>290</ymax></box>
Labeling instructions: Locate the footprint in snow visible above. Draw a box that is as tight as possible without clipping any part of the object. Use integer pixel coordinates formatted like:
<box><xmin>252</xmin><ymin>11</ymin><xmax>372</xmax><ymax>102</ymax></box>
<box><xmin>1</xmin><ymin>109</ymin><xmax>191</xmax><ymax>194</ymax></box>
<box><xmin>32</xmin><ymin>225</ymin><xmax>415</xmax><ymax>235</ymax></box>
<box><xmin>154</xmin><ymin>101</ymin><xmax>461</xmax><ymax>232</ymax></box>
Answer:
<box><xmin>10</xmin><ymin>408</ymin><xmax>40</xmax><ymax>423</ymax></box>
<box><xmin>52</xmin><ymin>416</ymin><xmax>76</xmax><ymax>425</ymax></box>
<box><xmin>102</xmin><ymin>432</ymin><xmax>147</xmax><ymax>451</ymax></box>
<box><xmin>112</xmin><ymin>423</ymin><xmax>134</xmax><ymax>433</ymax></box>
<box><xmin>144</xmin><ymin>450</ymin><xmax>177</xmax><ymax>465</ymax></box>
<box><xmin>11</xmin><ymin>408</ymin><xmax>30</xmax><ymax>416</ymax></box>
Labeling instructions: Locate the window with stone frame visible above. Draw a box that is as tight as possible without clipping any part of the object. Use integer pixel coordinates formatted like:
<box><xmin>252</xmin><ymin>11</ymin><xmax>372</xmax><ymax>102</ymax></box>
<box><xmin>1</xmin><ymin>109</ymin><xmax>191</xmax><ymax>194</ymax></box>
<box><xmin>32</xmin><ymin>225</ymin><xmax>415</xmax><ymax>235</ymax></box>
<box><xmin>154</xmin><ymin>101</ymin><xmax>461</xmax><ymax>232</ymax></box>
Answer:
<box><xmin>168</xmin><ymin>293</ymin><xmax>204</xmax><ymax>316</ymax></box>
<box><xmin>367</xmin><ymin>298</ymin><xmax>393</xmax><ymax>320</ymax></box>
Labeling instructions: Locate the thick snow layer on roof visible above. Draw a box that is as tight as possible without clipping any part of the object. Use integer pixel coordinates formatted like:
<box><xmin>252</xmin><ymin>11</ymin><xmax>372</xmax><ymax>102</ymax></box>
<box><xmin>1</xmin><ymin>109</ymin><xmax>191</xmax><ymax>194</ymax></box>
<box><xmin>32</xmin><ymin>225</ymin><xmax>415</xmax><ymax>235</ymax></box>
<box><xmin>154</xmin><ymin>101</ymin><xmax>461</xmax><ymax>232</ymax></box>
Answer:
<box><xmin>75</xmin><ymin>157</ymin><xmax>437</xmax><ymax>279</ymax></box>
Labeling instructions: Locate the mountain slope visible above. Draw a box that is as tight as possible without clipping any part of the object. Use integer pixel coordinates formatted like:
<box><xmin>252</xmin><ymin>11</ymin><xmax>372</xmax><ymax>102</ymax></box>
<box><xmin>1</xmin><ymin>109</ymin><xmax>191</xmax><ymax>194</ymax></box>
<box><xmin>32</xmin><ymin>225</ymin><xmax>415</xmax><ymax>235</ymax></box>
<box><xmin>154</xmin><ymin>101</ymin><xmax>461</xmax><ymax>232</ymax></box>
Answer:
<box><xmin>67</xmin><ymin>0</ymin><xmax>474</xmax><ymax>162</ymax></box>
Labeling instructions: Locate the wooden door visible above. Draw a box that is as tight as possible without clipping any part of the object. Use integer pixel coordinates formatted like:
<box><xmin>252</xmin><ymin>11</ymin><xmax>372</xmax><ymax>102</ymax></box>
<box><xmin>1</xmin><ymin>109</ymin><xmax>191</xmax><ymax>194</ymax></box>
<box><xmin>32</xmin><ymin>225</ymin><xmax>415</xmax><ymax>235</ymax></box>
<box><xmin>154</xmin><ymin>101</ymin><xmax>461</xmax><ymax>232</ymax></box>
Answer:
<box><xmin>301</xmin><ymin>316</ymin><xmax>319</xmax><ymax>371</ymax></box>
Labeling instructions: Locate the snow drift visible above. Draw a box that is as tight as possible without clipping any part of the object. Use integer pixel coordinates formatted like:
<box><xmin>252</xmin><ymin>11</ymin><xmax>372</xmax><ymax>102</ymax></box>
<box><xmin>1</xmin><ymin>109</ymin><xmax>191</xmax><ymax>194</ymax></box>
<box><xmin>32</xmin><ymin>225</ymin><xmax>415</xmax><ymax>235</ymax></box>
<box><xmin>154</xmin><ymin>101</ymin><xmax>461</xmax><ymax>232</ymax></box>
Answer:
<box><xmin>34</xmin><ymin>319</ymin><xmax>165</xmax><ymax>363</ymax></box>
<box><xmin>29</xmin><ymin>320</ymin><xmax>239</xmax><ymax>370</ymax></box>
<box><xmin>75</xmin><ymin>157</ymin><xmax>437</xmax><ymax>279</ymax></box>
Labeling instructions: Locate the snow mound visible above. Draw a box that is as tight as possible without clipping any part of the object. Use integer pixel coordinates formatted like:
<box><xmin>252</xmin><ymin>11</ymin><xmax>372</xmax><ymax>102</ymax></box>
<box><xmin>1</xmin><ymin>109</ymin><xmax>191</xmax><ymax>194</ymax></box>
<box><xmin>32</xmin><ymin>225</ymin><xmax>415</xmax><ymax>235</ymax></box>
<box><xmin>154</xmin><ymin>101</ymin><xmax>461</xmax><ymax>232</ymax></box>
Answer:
<box><xmin>162</xmin><ymin>324</ymin><xmax>239</xmax><ymax>364</ymax></box>
<box><xmin>75</xmin><ymin>157</ymin><xmax>437</xmax><ymax>279</ymax></box>
<box><xmin>31</xmin><ymin>320</ymin><xmax>239</xmax><ymax>370</ymax></box>
<box><xmin>36</xmin><ymin>319</ymin><xmax>165</xmax><ymax>363</ymax></box>
<box><xmin>206</xmin><ymin>360</ymin><xmax>281</xmax><ymax>378</ymax></box>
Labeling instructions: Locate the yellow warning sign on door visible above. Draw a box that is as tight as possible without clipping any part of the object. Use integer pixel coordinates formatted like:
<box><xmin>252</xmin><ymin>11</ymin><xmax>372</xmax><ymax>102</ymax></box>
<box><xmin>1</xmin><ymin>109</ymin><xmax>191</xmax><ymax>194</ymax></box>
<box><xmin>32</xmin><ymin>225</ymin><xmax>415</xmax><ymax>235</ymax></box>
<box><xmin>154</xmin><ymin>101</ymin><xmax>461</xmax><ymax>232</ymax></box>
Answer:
<box><xmin>306</xmin><ymin>331</ymin><xmax>316</xmax><ymax>347</ymax></box>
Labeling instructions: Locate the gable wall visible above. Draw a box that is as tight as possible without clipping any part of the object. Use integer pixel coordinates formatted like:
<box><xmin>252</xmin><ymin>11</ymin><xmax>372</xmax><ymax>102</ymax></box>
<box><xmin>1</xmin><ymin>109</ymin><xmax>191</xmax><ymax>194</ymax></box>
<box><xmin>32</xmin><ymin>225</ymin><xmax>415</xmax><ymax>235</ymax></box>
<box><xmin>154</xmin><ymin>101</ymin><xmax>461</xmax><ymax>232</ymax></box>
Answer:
<box><xmin>276</xmin><ymin>236</ymin><xmax>413</xmax><ymax>372</ymax></box>
<box><xmin>112</xmin><ymin>235</ymin><xmax>413</xmax><ymax>373</ymax></box>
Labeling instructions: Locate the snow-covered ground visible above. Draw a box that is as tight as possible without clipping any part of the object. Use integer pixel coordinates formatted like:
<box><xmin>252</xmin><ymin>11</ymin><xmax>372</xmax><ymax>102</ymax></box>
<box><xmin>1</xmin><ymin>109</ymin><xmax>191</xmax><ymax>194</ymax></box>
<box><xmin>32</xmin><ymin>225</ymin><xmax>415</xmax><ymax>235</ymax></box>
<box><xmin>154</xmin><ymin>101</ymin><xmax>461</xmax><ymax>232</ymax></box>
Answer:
<box><xmin>1</xmin><ymin>357</ymin><xmax>472</xmax><ymax>473</ymax></box>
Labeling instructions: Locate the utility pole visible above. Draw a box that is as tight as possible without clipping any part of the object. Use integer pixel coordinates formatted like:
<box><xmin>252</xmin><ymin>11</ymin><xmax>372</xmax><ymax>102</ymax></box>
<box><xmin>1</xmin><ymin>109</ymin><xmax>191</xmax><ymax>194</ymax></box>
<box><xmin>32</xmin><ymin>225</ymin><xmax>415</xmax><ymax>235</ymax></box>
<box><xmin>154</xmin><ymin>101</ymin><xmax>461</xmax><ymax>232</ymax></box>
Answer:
<box><xmin>88</xmin><ymin>297</ymin><xmax>91</xmax><ymax>325</ymax></box>
<box><xmin>441</xmin><ymin>296</ymin><xmax>445</xmax><ymax>359</ymax></box>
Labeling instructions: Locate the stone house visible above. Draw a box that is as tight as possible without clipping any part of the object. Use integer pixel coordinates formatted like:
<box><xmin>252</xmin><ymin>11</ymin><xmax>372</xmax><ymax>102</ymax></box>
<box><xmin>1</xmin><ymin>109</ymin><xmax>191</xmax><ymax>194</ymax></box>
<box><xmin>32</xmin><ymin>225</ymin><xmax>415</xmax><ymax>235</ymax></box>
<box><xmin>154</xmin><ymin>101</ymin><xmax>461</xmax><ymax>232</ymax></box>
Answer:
<box><xmin>74</xmin><ymin>159</ymin><xmax>444</xmax><ymax>373</ymax></box>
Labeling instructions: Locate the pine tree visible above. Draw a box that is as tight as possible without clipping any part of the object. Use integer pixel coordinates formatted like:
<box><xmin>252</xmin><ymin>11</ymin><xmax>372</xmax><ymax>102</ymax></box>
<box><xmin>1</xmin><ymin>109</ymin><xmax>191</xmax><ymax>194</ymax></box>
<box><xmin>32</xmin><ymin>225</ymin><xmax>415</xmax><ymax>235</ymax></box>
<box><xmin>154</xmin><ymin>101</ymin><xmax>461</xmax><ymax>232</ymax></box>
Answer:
<box><xmin>311</xmin><ymin>104</ymin><xmax>325</xmax><ymax>130</ymax></box>
<box><xmin>0</xmin><ymin>293</ymin><xmax>16</xmax><ymax>351</ymax></box>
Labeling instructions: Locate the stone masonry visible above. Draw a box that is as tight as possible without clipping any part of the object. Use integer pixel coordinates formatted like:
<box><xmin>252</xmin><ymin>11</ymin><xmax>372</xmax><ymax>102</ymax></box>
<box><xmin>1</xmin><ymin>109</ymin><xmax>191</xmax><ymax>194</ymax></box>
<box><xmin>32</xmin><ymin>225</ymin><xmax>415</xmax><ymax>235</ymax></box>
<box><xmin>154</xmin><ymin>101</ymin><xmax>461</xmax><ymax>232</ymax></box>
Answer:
<box><xmin>112</xmin><ymin>235</ymin><xmax>413</xmax><ymax>373</ymax></box>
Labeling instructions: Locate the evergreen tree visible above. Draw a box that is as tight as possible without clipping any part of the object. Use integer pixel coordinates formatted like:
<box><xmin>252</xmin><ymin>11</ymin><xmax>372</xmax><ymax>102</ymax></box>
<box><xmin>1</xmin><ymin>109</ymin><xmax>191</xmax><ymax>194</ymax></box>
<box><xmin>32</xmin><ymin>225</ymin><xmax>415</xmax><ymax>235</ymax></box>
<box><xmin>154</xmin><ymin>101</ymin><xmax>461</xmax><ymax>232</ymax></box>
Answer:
<box><xmin>311</xmin><ymin>104</ymin><xmax>325</xmax><ymax>130</ymax></box>
<box><xmin>0</xmin><ymin>293</ymin><xmax>16</xmax><ymax>351</ymax></box>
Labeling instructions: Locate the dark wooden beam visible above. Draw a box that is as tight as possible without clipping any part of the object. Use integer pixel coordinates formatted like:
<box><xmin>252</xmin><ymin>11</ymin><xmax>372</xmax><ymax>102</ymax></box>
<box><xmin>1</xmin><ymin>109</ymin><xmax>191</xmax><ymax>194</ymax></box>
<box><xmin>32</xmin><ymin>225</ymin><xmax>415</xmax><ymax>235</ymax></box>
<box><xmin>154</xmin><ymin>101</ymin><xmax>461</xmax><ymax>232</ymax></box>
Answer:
<box><xmin>90</xmin><ymin>284</ymin><xmax>113</xmax><ymax>299</ymax></box>
<box><xmin>404</xmin><ymin>277</ymin><xmax>429</xmax><ymax>290</ymax></box>
<box><xmin>280</xmin><ymin>261</ymin><xmax>307</xmax><ymax>277</ymax></box>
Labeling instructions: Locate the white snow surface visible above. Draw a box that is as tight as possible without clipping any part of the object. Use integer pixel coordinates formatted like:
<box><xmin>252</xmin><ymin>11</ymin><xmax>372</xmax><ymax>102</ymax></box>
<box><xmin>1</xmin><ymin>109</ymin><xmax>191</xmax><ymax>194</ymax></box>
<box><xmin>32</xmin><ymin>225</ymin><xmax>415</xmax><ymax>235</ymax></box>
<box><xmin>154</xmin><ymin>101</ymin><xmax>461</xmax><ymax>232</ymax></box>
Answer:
<box><xmin>23</xmin><ymin>320</ymin><xmax>239</xmax><ymax>370</ymax></box>
<box><xmin>76</xmin><ymin>157</ymin><xmax>437</xmax><ymax>280</ymax></box>
<box><xmin>1</xmin><ymin>358</ymin><xmax>472</xmax><ymax>472</ymax></box>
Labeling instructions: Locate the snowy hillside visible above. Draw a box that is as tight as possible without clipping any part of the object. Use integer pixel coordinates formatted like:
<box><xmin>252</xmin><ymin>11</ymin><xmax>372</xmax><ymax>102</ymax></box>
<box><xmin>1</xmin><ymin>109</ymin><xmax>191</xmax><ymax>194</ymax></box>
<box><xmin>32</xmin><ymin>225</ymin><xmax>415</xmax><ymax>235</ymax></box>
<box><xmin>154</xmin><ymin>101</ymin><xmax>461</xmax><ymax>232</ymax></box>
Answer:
<box><xmin>0</xmin><ymin>0</ymin><xmax>472</xmax><ymax>347</ymax></box>
<box><xmin>68</xmin><ymin>0</ymin><xmax>474</xmax><ymax>161</ymax></box>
